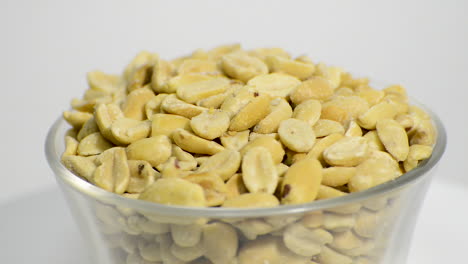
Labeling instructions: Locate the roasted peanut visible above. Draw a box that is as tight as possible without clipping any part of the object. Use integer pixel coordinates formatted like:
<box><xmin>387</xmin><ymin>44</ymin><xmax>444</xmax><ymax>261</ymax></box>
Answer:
<box><xmin>63</xmin><ymin>136</ymin><xmax>79</xmax><ymax>157</ymax></box>
<box><xmin>246</xmin><ymin>73</ymin><xmax>301</xmax><ymax>98</ymax></box>
<box><xmin>293</xmin><ymin>99</ymin><xmax>322</xmax><ymax>127</ymax></box>
<box><xmin>281</xmin><ymin>158</ymin><xmax>322</xmax><ymax>205</ymax></box>
<box><xmin>321</xmin><ymin>96</ymin><xmax>369</xmax><ymax>125</ymax></box>
<box><xmin>233</xmin><ymin>219</ymin><xmax>274</xmax><ymax>240</ymax></box>
<box><xmin>92</xmin><ymin>147</ymin><xmax>130</xmax><ymax>194</ymax></box>
<box><xmin>171</xmin><ymin>223</ymin><xmax>203</xmax><ymax>248</ymax></box>
<box><xmin>87</xmin><ymin>71</ymin><xmax>121</xmax><ymax>92</ymax></box>
<box><xmin>77</xmin><ymin>132</ymin><xmax>113</xmax><ymax>156</ymax></box>
<box><xmin>139</xmin><ymin>178</ymin><xmax>206</xmax><ymax>207</ymax></box>
<box><xmin>203</xmin><ymin>222</ymin><xmax>238</xmax><ymax>264</ymax></box>
<box><xmin>306</xmin><ymin>133</ymin><xmax>344</xmax><ymax>165</ymax></box>
<box><xmin>172</xmin><ymin>129</ymin><xmax>224</xmax><ymax>155</ymax></box>
<box><xmin>221</xmin><ymin>51</ymin><xmax>269</xmax><ymax>82</ymax></box>
<box><xmin>278</xmin><ymin>118</ymin><xmax>316</xmax><ymax>152</ymax></box>
<box><xmin>196</xmin><ymin>149</ymin><xmax>241</xmax><ymax>180</ymax></box>
<box><xmin>404</xmin><ymin>144</ymin><xmax>433</xmax><ymax>171</ymax></box>
<box><xmin>283</xmin><ymin>223</ymin><xmax>333</xmax><ymax>257</ymax></box>
<box><xmin>61</xmin><ymin>155</ymin><xmax>98</xmax><ymax>181</ymax></box>
<box><xmin>176</xmin><ymin>77</ymin><xmax>230</xmax><ymax>104</ymax></box>
<box><xmin>322</xmin><ymin>167</ymin><xmax>356</xmax><ymax>187</ymax></box>
<box><xmin>315</xmin><ymin>63</ymin><xmax>343</xmax><ymax>89</ymax></box>
<box><xmin>145</xmin><ymin>94</ymin><xmax>169</xmax><ymax>120</ymax></box>
<box><xmin>363</xmin><ymin>130</ymin><xmax>385</xmax><ymax>152</ymax></box>
<box><xmin>63</xmin><ymin>110</ymin><xmax>93</xmax><ymax>129</ymax></box>
<box><xmin>127</xmin><ymin>160</ymin><xmax>159</xmax><ymax>193</ymax></box>
<box><xmin>220</xmin><ymin>130</ymin><xmax>250</xmax><ymax>151</ymax></box>
<box><xmin>344</xmin><ymin>121</ymin><xmax>363</xmax><ymax>137</ymax></box>
<box><xmin>376</xmin><ymin>119</ymin><xmax>409</xmax><ymax>161</ymax></box>
<box><xmin>162</xmin><ymin>94</ymin><xmax>206</xmax><ymax>119</ymax></box>
<box><xmin>222</xmin><ymin>193</ymin><xmax>279</xmax><ymax>208</ymax></box>
<box><xmin>253</xmin><ymin>98</ymin><xmax>293</xmax><ymax>134</ymax></box>
<box><xmin>317</xmin><ymin>246</ymin><xmax>353</xmax><ymax>264</ymax></box>
<box><xmin>248</xmin><ymin>47</ymin><xmax>290</xmax><ymax>61</ymax></box>
<box><xmin>151</xmin><ymin>56</ymin><xmax>174</xmax><ymax>94</ymax></box>
<box><xmin>357</xmin><ymin>101</ymin><xmax>400</xmax><ymax>130</ymax></box>
<box><xmin>95</xmin><ymin>103</ymin><xmax>125</xmax><ymax>144</ymax></box>
<box><xmin>122</xmin><ymin>87</ymin><xmax>155</xmax><ymax>121</ymax></box>
<box><xmin>313</xmin><ymin>119</ymin><xmax>345</xmax><ymax>138</ymax></box>
<box><xmin>127</xmin><ymin>136</ymin><xmax>172</xmax><ymax>167</ymax></box>
<box><xmin>77</xmin><ymin>117</ymin><xmax>100</xmax><ymax>141</ymax></box>
<box><xmin>185</xmin><ymin>172</ymin><xmax>228</xmax><ymax>206</ymax></box>
<box><xmin>266</xmin><ymin>55</ymin><xmax>315</xmax><ymax>80</ymax></box>
<box><xmin>249</xmin><ymin>132</ymin><xmax>278</xmax><ymax>141</ymax></box>
<box><xmin>229</xmin><ymin>94</ymin><xmax>272</xmax><ymax>131</ymax></box>
<box><xmin>240</xmin><ymin>136</ymin><xmax>285</xmax><ymax>164</ymax></box>
<box><xmin>220</xmin><ymin>86</ymin><xmax>255</xmax><ymax>117</ymax></box>
<box><xmin>190</xmin><ymin>110</ymin><xmax>230</xmax><ymax>140</ymax></box>
<box><xmin>111</xmin><ymin>118</ymin><xmax>151</xmax><ymax>145</ymax></box>
<box><xmin>323</xmin><ymin>137</ymin><xmax>368</xmax><ymax>167</ymax></box>
<box><xmin>290</xmin><ymin>77</ymin><xmax>334</xmax><ymax>105</ymax></box>
<box><xmin>177</xmin><ymin>59</ymin><xmax>219</xmax><ymax>75</ymax></box>
<box><xmin>170</xmin><ymin>242</ymin><xmax>205</xmax><ymax>262</ymax></box>
<box><xmin>151</xmin><ymin>114</ymin><xmax>190</xmax><ymax>137</ymax></box>
<box><xmin>225</xmin><ymin>173</ymin><xmax>248</xmax><ymax>199</ymax></box>
<box><xmin>242</xmin><ymin>147</ymin><xmax>279</xmax><ymax>194</ymax></box>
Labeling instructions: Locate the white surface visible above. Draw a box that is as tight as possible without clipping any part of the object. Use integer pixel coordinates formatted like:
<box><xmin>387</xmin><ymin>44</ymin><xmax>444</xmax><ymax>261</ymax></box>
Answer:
<box><xmin>0</xmin><ymin>178</ymin><xmax>466</xmax><ymax>263</ymax></box>
<box><xmin>1</xmin><ymin>0</ymin><xmax>467</xmax><ymax>262</ymax></box>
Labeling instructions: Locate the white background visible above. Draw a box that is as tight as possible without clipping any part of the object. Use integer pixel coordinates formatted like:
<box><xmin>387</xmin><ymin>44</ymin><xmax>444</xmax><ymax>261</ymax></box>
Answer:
<box><xmin>1</xmin><ymin>0</ymin><xmax>467</xmax><ymax>263</ymax></box>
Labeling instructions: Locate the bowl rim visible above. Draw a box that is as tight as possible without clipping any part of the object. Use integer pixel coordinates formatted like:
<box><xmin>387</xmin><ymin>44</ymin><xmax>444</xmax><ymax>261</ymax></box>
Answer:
<box><xmin>45</xmin><ymin>100</ymin><xmax>447</xmax><ymax>218</ymax></box>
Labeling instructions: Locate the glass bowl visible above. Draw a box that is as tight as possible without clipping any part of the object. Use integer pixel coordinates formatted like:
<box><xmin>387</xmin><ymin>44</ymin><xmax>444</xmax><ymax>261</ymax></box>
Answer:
<box><xmin>45</xmin><ymin>104</ymin><xmax>446</xmax><ymax>264</ymax></box>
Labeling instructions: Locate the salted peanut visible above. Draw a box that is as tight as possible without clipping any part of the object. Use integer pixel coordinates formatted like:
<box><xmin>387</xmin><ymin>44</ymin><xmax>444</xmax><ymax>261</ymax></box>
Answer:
<box><xmin>363</xmin><ymin>131</ymin><xmax>385</xmax><ymax>152</ymax></box>
<box><xmin>167</xmin><ymin>74</ymin><xmax>213</xmax><ymax>93</ymax></box>
<box><xmin>317</xmin><ymin>246</ymin><xmax>352</xmax><ymax>264</ymax></box>
<box><xmin>171</xmin><ymin>242</ymin><xmax>205</xmax><ymax>262</ymax></box>
<box><xmin>222</xmin><ymin>193</ymin><xmax>279</xmax><ymax>208</ymax></box>
<box><xmin>357</xmin><ymin>101</ymin><xmax>400</xmax><ymax>130</ymax></box>
<box><xmin>221</xmin><ymin>51</ymin><xmax>268</xmax><ymax>82</ymax></box>
<box><xmin>322</xmin><ymin>167</ymin><xmax>356</xmax><ymax>187</ymax></box>
<box><xmin>404</xmin><ymin>144</ymin><xmax>433</xmax><ymax>171</ymax></box>
<box><xmin>171</xmin><ymin>223</ymin><xmax>203</xmax><ymax>248</ymax></box>
<box><xmin>246</xmin><ymin>73</ymin><xmax>301</xmax><ymax>98</ymax></box>
<box><xmin>293</xmin><ymin>99</ymin><xmax>322</xmax><ymax>127</ymax></box>
<box><xmin>323</xmin><ymin>137</ymin><xmax>368</xmax><ymax>167</ymax></box>
<box><xmin>158</xmin><ymin>233</ymin><xmax>187</xmax><ymax>264</ymax></box>
<box><xmin>316</xmin><ymin>185</ymin><xmax>346</xmax><ymax>200</ymax></box>
<box><xmin>290</xmin><ymin>77</ymin><xmax>334</xmax><ymax>105</ymax></box>
<box><xmin>92</xmin><ymin>148</ymin><xmax>130</xmax><ymax>194</ymax></box>
<box><xmin>61</xmin><ymin>155</ymin><xmax>98</xmax><ymax>181</ymax></box>
<box><xmin>122</xmin><ymin>87</ymin><xmax>155</xmax><ymax>120</ymax></box>
<box><xmin>63</xmin><ymin>136</ymin><xmax>79</xmax><ymax>157</ymax></box>
<box><xmin>301</xmin><ymin>211</ymin><xmax>324</xmax><ymax>229</ymax></box>
<box><xmin>63</xmin><ymin>110</ymin><xmax>93</xmax><ymax>129</ymax></box>
<box><xmin>322</xmin><ymin>213</ymin><xmax>355</xmax><ymax>232</ymax></box>
<box><xmin>276</xmin><ymin>163</ymin><xmax>289</xmax><ymax>177</ymax></box>
<box><xmin>138</xmin><ymin>240</ymin><xmax>163</xmax><ymax>262</ymax></box>
<box><xmin>177</xmin><ymin>77</ymin><xmax>229</xmax><ymax>104</ymax></box>
<box><xmin>321</xmin><ymin>96</ymin><xmax>369</xmax><ymax>124</ymax></box>
<box><xmin>357</xmin><ymin>89</ymin><xmax>385</xmax><ymax>106</ymax></box>
<box><xmin>229</xmin><ymin>94</ymin><xmax>272</xmax><ymax>131</ymax></box>
<box><xmin>306</xmin><ymin>133</ymin><xmax>344</xmax><ymax>164</ymax></box>
<box><xmin>77</xmin><ymin>132</ymin><xmax>113</xmax><ymax>156</ymax></box>
<box><xmin>220</xmin><ymin>130</ymin><xmax>250</xmax><ymax>151</ymax></box>
<box><xmin>196</xmin><ymin>149</ymin><xmax>241</xmax><ymax>180</ymax></box>
<box><xmin>278</xmin><ymin>119</ymin><xmax>316</xmax><ymax>152</ymax></box>
<box><xmin>110</xmin><ymin>118</ymin><xmax>151</xmax><ymax>145</ymax></box>
<box><xmin>376</xmin><ymin>119</ymin><xmax>409</xmax><ymax>161</ymax></box>
<box><xmin>248</xmin><ymin>47</ymin><xmax>290</xmax><ymax>61</ymax></box>
<box><xmin>353</xmin><ymin>209</ymin><xmax>383</xmax><ymax>238</ymax></box>
<box><xmin>254</xmin><ymin>98</ymin><xmax>293</xmax><ymax>133</ymax></box>
<box><xmin>283</xmin><ymin>223</ymin><xmax>333</xmax><ymax>257</ymax></box>
<box><xmin>313</xmin><ymin>119</ymin><xmax>345</xmax><ymax>138</ymax></box>
<box><xmin>177</xmin><ymin>59</ymin><xmax>219</xmax><ymax>75</ymax></box>
<box><xmin>225</xmin><ymin>173</ymin><xmax>248</xmax><ymax>199</ymax></box>
<box><xmin>151</xmin><ymin>57</ymin><xmax>174</xmax><ymax>93</ymax></box>
<box><xmin>185</xmin><ymin>172</ymin><xmax>228</xmax><ymax>206</ymax></box>
<box><xmin>145</xmin><ymin>94</ymin><xmax>169</xmax><ymax>120</ymax></box>
<box><xmin>315</xmin><ymin>63</ymin><xmax>343</xmax><ymax>89</ymax></box>
<box><xmin>126</xmin><ymin>160</ymin><xmax>158</xmax><ymax>193</ymax></box>
<box><xmin>240</xmin><ymin>136</ymin><xmax>285</xmax><ymax>164</ymax></box>
<box><xmin>266</xmin><ymin>55</ymin><xmax>315</xmax><ymax>80</ymax></box>
<box><xmin>330</xmin><ymin>230</ymin><xmax>364</xmax><ymax>251</ymax></box>
<box><xmin>281</xmin><ymin>158</ymin><xmax>322</xmax><ymax>205</ymax></box>
<box><xmin>220</xmin><ymin>86</ymin><xmax>255</xmax><ymax>117</ymax></box>
<box><xmin>233</xmin><ymin>219</ymin><xmax>274</xmax><ymax>240</ymax></box>
<box><xmin>190</xmin><ymin>110</ymin><xmax>230</xmax><ymax>140</ymax></box>
<box><xmin>249</xmin><ymin>132</ymin><xmax>278</xmax><ymax>141</ymax></box>
<box><xmin>349</xmin><ymin>151</ymin><xmax>402</xmax><ymax>192</ymax></box>
<box><xmin>139</xmin><ymin>178</ymin><xmax>206</xmax><ymax>207</ymax></box>
<box><xmin>151</xmin><ymin>114</ymin><xmax>190</xmax><ymax>137</ymax></box>
<box><xmin>127</xmin><ymin>136</ymin><xmax>172</xmax><ymax>167</ymax></box>
<box><xmin>344</xmin><ymin>121</ymin><xmax>362</xmax><ymax>137</ymax></box>
<box><xmin>87</xmin><ymin>71</ymin><xmax>121</xmax><ymax>92</ymax></box>
<box><xmin>77</xmin><ymin>117</ymin><xmax>99</xmax><ymax>141</ymax></box>
<box><xmin>172</xmin><ymin>129</ymin><xmax>224</xmax><ymax>155</ymax></box>
<box><xmin>95</xmin><ymin>103</ymin><xmax>125</xmax><ymax>144</ymax></box>
<box><xmin>161</xmin><ymin>94</ymin><xmax>206</xmax><ymax>119</ymax></box>
<box><xmin>242</xmin><ymin>147</ymin><xmax>278</xmax><ymax>194</ymax></box>
<box><xmin>203</xmin><ymin>222</ymin><xmax>238</xmax><ymax>264</ymax></box>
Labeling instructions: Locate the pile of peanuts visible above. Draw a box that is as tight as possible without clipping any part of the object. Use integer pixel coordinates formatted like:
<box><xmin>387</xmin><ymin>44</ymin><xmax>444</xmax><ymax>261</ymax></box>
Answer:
<box><xmin>60</xmin><ymin>44</ymin><xmax>436</xmax><ymax>264</ymax></box>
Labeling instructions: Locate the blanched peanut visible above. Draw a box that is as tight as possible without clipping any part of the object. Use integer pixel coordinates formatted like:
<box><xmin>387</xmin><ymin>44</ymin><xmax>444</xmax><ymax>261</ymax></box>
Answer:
<box><xmin>349</xmin><ymin>151</ymin><xmax>402</xmax><ymax>192</ymax></box>
<box><xmin>363</xmin><ymin>131</ymin><xmax>385</xmax><ymax>152</ymax></box>
<box><xmin>111</xmin><ymin>118</ymin><xmax>151</xmax><ymax>145</ymax></box>
<box><xmin>275</xmin><ymin>163</ymin><xmax>289</xmax><ymax>177</ymax></box>
<box><xmin>404</xmin><ymin>144</ymin><xmax>433</xmax><ymax>171</ymax></box>
<box><xmin>176</xmin><ymin>77</ymin><xmax>229</xmax><ymax>104</ymax></box>
<box><xmin>172</xmin><ymin>129</ymin><xmax>224</xmax><ymax>155</ymax></box>
<box><xmin>162</xmin><ymin>94</ymin><xmax>206</xmax><ymax>119</ymax></box>
<box><xmin>127</xmin><ymin>160</ymin><xmax>159</xmax><ymax>193</ymax></box>
<box><xmin>122</xmin><ymin>87</ymin><xmax>155</xmax><ymax>121</ymax></box>
<box><xmin>238</xmin><ymin>236</ymin><xmax>310</xmax><ymax>264</ymax></box>
<box><xmin>293</xmin><ymin>99</ymin><xmax>322</xmax><ymax>127</ymax></box>
<box><xmin>171</xmin><ymin>223</ymin><xmax>203</xmax><ymax>247</ymax></box>
<box><xmin>229</xmin><ymin>94</ymin><xmax>272</xmax><ymax>131</ymax></box>
<box><xmin>334</xmin><ymin>87</ymin><xmax>354</xmax><ymax>97</ymax></box>
<box><xmin>395</xmin><ymin>113</ymin><xmax>414</xmax><ymax>129</ymax></box>
<box><xmin>160</xmin><ymin>157</ymin><xmax>196</xmax><ymax>178</ymax></box>
<box><xmin>317</xmin><ymin>246</ymin><xmax>353</xmax><ymax>264</ymax></box>
<box><xmin>92</xmin><ymin>148</ymin><xmax>130</xmax><ymax>194</ymax></box>
<box><xmin>127</xmin><ymin>136</ymin><xmax>172</xmax><ymax>167</ymax></box>
<box><xmin>138</xmin><ymin>240</ymin><xmax>162</xmax><ymax>262</ymax></box>
<box><xmin>63</xmin><ymin>136</ymin><xmax>79</xmax><ymax>157</ymax></box>
<box><xmin>357</xmin><ymin>89</ymin><xmax>385</xmax><ymax>106</ymax></box>
<box><xmin>77</xmin><ymin>132</ymin><xmax>113</xmax><ymax>156</ymax></box>
<box><xmin>353</xmin><ymin>209</ymin><xmax>383</xmax><ymax>238</ymax></box>
<box><xmin>283</xmin><ymin>223</ymin><xmax>333</xmax><ymax>257</ymax></box>
<box><xmin>126</xmin><ymin>63</ymin><xmax>153</xmax><ymax>92</ymax></box>
<box><xmin>248</xmin><ymin>47</ymin><xmax>290</xmax><ymax>61</ymax></box>
<box><xmin>203</xmin><ymin>222</ymin><xmax>238</xmax><ymax>264</ymax></box>
<box><xmin>266</xmin><ymin>55</ymin><xmax>315</xmax><ymax>80</ymax></box>
<box><xmin>357</xmin><ymin>101</ymin><xmax>399</xmax><ymax>130</ymax></box>
<box><xmin>315</xmin><ymin>63</ymin><xmax>343</xmax><ymax>89</ymax></box>
<box><xmin>306</xmin><ymin>133</ymin><xmax>344</xmax><ymax>165</ymax></box>
<box><xmin>61</xmin><ymin>155</ymin><xmax>98</xmax><ymax>181</ymax></box>
<box><xmin>321</xmin><ymin>96</ymin><xmax>369</xmax><ymax>125</ymax></box>
<box><xmin>316</xmin><ymin>185</ymin><xmax>346</xmax><ymax>200</ymax></box>
<box><xmin>323</xmin><ymin>137</ymin><xmax>368</xmax><ymax>167</ymax></box>
<box><xmin>220</xmin><ymin>130</ymin><xmax>249</xmax><ymax>151</ymax></box>
<box><xmin>330</xmin><ymin>230</ymin><xmax>364</xmax><ymax>251</ymax></box>
<box><xmin>151</xmin><ymin>56</ymin><xmax>174</xmax><ymax>94</ymax></box>
<box><xmin>172</xmin><ymin>145</ymin><xmax>197</xmax><ymax>163</ymax></box>
<box><xmin>278</xmin><ymin>118</ymin><xmax>316</xmax><ymax>152</ymax></box>
<box><xmin>196</xmin><ymin>86</ymin><xmax>234</xmax><ymax>109</ymax></box>
<box><xmin>322</xmin><ymin>167</ymin><xmax>356</xmax><ymax>187</ymax></box>
<box><xmin>225</xmin><ymin>173</ymin><xmax>248</xmax><ymax>199</ymax></box>
<box><xmin>139</xmin><ymin>178</ymin><xmax>206</xmax><ymax>207</ymax></box>
<box><xmin>87</xmin><ymin>71</ymin><xmax>121</xmax><ymax>92</ymax></box>
<box><xmin>222</xmin><ymin>193</ymin><xmax>279</xmax><ymax>208</ymax></box>
<box><xmin>281</xmin><ymin>158</ymin><xmax>322</xmax><ymax>205</ymax></box>
<box><xmin>196</xmin><ymin>149</ymin><xmax>241</xmax><ymax>180</ymax></box>
<box><xmin>158</xmin><ymin>233</ymin><xmax>187</xmax><ymax>264</ymax></box>
<box><xmin>167</xmin><ymin>74</ymin><xmax>213</xmax><ymax>94</ymax></box>
<box><xmin>290</xmin><ymin>77</ymin><xmax>334</xmax><ymax>106</ymax></box>
<box><xmin>253</xmin><ymin>98</ymin><xmax>293</xmax><ymax>134</ymax></box>
<box><xmin>410</xmin><ymin>119</ymin><xmax>436</xmax><ymax>146</ymax></box>
<box><xmin>95</xmin><ymin>103</ymin><xmax>125</xmax><ymax>144</ymax></box>
<box><xmin>344</xmin><ymin>121</ymin><xmax>362</xmax><ymax>137</ymax></box>
<box><xmin>246</xmin><ymin>73</ymin><xmax>301</xmax><ymax>98</ymax></box>
<box><xmin>240</xmin><ymin>136</ymin><xmax>285</xmax><ymax>164</ymax></box>
<box><xmin>242</xmin><ymin>147</ymin><xmax>278</xmax><ymax>194</ymax></box>
<box><xmin>221</xmin><ymin>51</ymin><xmax>269</xmax><ymax>82</ymax></box>
<box><xmin>77</xmin><ymin>117</ymin><xmax>100</xmax><ymax>141</ymax></box>
<box><xmin>220</xmin><ymin>86</ymin><xmax>255</xmax><ymax>117</ymax></box>
<box><xmin>178</xmin><ymin>59</ymin><xmax>219</xmax><ymax>75</ymax></box>
<box><xmin>322</xmin><ymin>213</ymin><xmax>355</xmax><ymax>232</ymax></box>
<box><xmin>185</xmin><ymin>172</ymin><xmax>228</xmax><ymax>206</ymax></box>
<box><xmin>151</xmin><ymin>114</ymin><xmax>190</xmax><ymax>137</ymax></box>
<box><xmin>301</xmin><ymin>211</ymin><xmax>324</xmax><ymax>229</ymax></box>
<box><xmin>190</xmin><ymin>110</ymin><xmax>230</xmax><ymax>140</ymax></box>
<box><xmin>63</xmin><ymin>110</ymin><xmax>93</xmax><ymax>129</ymax></box>
<box><xmin>384</xmin><ymin>84</ymin><xmax>408</xmax><ymax>102</ymax></box>
<box><xmin>145</xmin><ymin>94</ymin><xmax>169</xmax><ymax>120</ymax></box>
<box><xmin>313</xmin><ymin>119</ymin><xmax>345</xmax><ymax>138</ymax></box>
<box><xmin>233</xmin><ymin>219</ymin><xmax>274</xmax><ymax>240</ymax></box>
<box><xmin>137</xmin><ymin>217</ymin><xmax>170</xmax><ymax>235</ymax></box>
<box><xmin>249</xmin><ymin>132</ymin><xmax>278</xmax><ymax>141</ymax></box>
<box><xmin>170</xmin><ymin>242</ymin><xmax>205</xmax><ymax>262</ymax></box>
<box><xmin>376</xmin><ymin>119</ymin><xmax>409</xmax><ymax>161</ymax></box>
